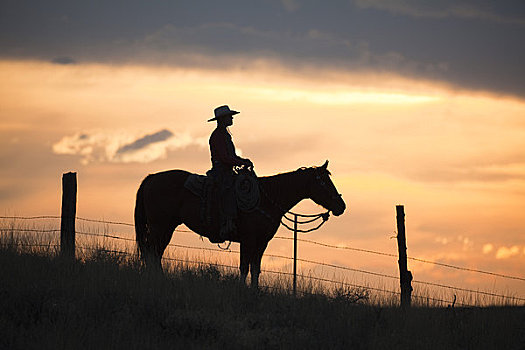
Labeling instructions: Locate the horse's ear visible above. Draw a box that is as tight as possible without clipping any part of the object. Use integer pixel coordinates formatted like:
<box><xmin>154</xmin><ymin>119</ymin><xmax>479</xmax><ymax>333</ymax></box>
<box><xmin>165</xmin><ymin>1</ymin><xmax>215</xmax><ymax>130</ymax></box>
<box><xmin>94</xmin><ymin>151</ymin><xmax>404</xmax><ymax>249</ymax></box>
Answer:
<box><xmin>321</xmin><ymin>160</ymin><xmax>329</xmax><ymax>169</ymax></box>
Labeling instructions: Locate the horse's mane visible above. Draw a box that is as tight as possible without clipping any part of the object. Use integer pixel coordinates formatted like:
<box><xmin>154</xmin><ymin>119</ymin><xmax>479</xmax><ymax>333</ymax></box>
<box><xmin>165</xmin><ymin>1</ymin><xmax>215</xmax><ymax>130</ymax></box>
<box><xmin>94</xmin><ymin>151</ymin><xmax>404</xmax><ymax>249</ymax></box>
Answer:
<box><xmin>258</xmin><ymin>166</ymin><xmax>322</xmax><ymax>199</ymax></box>
<box><xmin>260</xmin><ymin>165</ymin><xmax>330</xmax><ymax>181</ymax></box>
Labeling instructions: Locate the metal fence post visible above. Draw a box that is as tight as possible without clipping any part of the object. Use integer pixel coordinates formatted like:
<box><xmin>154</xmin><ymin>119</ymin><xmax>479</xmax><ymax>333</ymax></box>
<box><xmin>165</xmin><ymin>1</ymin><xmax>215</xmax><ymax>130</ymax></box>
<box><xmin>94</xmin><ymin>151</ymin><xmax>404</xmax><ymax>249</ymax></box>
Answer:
<box><xmin>293</xmin><ymin>214</ymin><xmax>298</xmax><ymax>297</ymax></box>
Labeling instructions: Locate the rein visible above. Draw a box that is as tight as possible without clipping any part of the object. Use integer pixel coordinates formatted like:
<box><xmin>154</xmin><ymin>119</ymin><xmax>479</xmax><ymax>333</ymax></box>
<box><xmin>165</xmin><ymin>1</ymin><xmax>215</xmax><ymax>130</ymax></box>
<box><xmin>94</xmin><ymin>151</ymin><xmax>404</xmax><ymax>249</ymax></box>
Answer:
<box><xmin>280</xmin><ymin>211</ymin><xmax>330</xmax><ymax>233</ymax></box>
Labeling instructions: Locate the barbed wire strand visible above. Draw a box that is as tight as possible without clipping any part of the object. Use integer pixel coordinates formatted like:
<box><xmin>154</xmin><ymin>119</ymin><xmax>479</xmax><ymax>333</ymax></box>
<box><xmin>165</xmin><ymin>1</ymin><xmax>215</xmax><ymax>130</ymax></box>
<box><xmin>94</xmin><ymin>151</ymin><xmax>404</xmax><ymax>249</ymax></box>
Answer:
<box><xmin>262</xmin><ymin>268</ymin><xmax>471</xmax><ymax>306</ymax></box>
<box><xmin>6</xmin><ymin>242</ymin><xmax>503</xmax><ymax>307</ymax></box>
<box><xmin>274</xmin><ymin>236</ymin><xmax>525</xmax><ymax>282</ymax></box>
<box><xmin>106</xmin><ymin>251</ymin><xmax>481</xmax><ymax>306</ymax></box>
<box><xmin>73</xmin><ymin>232</ymin><xmax>402</xmax><ymax>281</ymax></box>
<box><xmin>410</xmin><ymin>294</ymin><xmax>472</xmax><ymax>308</ymax></box>
<box><xmin>76</xmin><ymin>231</ymin><xmax>525</xmax><ymax>295</ymax></box>
<box><xmin>6</xmin><ymin>228</ymin><xmax>525</xmax><ymax>300</ymax></box>
<box><xmin>0</xmin><ymin>215</ymin><xmax>61</xmax><ymax>220</ymax></box>
<box><xmin>39</xmin><ymin>233</ymin><xmax>525</xmax><ymax>302</ymax></box>
<box><xmin>76</xmin><ymin>231</ymin><xmax>134</xmax><ymax>241</ymax></box>
<box><xmin>77</xmin><ymin>246</ymin><xmax>405</xmax><ymax>299</ymax></box>
<box><xmin>411</xmin><ymin>279</ymin><xmax>525</xmax><ymax>302</ymax></box>
<box><xmin>4</xmin><ymin>243</ymin><xmax>60</xmax><ymax>248</ymax></box>
<box><xmin>273</xmin><ymin>236</ymin><xmax>398</xmax><ymax>258</ymax></box>
<box><xmin>0</xmin><ymin>227</ymin><xmax>61</xmax><ymax>233</ymax></box>
<box><xmin>76</xmin><ymin>217</ymin><xmax>193</xmax><ymax>232</ymax></box>
<box><xmin>2</xmin><ymin>215</ymin><xmax>525</xmax><ymax>282</ymax></box>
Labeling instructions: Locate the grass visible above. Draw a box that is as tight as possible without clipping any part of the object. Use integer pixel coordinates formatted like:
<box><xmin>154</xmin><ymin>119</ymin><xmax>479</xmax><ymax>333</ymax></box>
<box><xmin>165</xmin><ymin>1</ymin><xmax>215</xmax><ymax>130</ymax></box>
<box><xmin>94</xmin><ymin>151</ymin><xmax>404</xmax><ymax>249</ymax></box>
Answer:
<box><xmin>1</xmin><ymin>223</ymin><xmax>525</xmax><ymax>349</ymax></box>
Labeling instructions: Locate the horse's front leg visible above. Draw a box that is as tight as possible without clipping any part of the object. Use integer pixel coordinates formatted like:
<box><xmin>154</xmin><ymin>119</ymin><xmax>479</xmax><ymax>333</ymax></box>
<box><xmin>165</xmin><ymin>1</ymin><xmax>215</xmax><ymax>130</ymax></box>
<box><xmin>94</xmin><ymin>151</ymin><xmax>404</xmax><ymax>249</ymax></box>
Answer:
<box><xmin>250</xmin><ymin>260</ymin><xmax>260</xmax><ymax>289</ymax></box>
<box><xmin>249</xmin><ymin>242</ymin><xmax>268</xmax><ymax>289</ymax></box>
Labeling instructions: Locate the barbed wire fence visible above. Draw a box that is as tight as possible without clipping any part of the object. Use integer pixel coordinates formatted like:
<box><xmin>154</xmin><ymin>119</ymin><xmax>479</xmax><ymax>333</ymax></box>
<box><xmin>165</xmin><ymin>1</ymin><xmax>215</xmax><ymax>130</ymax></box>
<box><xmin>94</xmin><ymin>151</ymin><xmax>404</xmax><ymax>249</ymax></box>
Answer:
<box><xmin>1</xmin><ymin>214</ymin><xmax>524</xmax><ymax>308</ymax></box>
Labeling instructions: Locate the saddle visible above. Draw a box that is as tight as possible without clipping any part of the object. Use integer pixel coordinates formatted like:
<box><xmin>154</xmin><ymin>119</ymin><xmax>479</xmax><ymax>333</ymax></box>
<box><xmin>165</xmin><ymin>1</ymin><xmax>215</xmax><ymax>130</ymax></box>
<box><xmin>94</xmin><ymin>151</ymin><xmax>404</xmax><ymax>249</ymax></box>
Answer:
<box><xmin>184</xmin><ymin>170</ymin><xmax>259</xmax><ymax>242</ymax></box>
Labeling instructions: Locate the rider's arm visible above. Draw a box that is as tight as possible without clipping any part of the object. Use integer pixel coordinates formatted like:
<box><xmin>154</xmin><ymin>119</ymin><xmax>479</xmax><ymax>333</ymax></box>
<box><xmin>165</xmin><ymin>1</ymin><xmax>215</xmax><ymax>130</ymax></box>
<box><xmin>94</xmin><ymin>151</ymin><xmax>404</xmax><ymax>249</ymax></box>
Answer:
<box><xmin>211</xmin><ymin>131</ymin><xmax>249</xmax><ymax>166</ymax></box>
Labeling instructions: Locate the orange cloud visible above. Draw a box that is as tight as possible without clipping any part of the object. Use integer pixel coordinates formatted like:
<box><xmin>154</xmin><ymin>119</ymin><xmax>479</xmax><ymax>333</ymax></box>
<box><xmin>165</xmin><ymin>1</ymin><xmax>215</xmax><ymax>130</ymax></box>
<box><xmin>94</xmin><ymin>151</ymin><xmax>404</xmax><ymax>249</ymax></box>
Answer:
<box><xmin>495</xmin><ymin>246</ymin><xmax>521</xmax><ymax>259</ymax></box>
<box><xmin>482</xmin><ymin>244</ymin><xmax>493</xmax><ymax>254</ymax></box>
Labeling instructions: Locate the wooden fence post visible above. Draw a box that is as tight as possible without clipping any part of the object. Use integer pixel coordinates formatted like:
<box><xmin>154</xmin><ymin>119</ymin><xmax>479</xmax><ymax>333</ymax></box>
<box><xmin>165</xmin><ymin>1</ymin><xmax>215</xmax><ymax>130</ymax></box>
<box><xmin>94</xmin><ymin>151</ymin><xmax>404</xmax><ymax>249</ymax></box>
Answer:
<box><xmin>396</xmin><ymin>205</ymin><xmax>412</xmax><ymax>308</ymax></box>
<box><xmin>60</xmin><ymin>172</ymin><xmax>77</xmax><ymax>259</ymax></box>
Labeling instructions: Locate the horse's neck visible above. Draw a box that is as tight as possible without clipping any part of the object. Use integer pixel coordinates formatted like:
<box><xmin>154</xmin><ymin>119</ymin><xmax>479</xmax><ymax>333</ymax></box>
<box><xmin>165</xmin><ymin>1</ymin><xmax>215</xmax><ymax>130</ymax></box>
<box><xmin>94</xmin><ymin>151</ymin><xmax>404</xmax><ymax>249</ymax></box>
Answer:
<box><xmin>261</xmin><ymin>171</ymin><xmax>309</xmax><ymax>214</ymax></box>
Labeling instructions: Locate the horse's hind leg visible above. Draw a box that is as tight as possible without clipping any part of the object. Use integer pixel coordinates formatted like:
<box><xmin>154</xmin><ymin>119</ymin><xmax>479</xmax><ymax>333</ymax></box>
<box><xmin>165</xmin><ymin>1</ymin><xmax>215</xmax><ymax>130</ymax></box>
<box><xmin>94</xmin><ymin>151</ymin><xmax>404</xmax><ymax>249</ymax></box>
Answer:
<box><xmin>147</xmin><ymin>221</ymin><xmax>177</xmax><ymax>271</ymax></box>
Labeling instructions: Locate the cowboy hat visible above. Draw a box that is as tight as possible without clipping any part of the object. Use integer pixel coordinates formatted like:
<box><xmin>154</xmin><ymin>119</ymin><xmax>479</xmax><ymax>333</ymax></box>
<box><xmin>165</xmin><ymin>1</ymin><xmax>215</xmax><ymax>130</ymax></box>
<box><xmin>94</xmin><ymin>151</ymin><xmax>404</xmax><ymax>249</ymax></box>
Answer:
<box><xmin>207</xmin><ymin>105</ymin><xmax>240</xmax><ymax>122</ymax></box>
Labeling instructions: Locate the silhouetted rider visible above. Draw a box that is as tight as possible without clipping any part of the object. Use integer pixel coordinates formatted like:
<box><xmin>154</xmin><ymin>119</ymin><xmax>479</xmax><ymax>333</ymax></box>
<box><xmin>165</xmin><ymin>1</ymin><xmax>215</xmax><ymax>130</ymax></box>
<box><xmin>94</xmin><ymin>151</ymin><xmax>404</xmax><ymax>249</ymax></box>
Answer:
<box><xmin>208</xmin><ymin>105</ymin><xmax>253</xmax><ymax>239</ymax></box>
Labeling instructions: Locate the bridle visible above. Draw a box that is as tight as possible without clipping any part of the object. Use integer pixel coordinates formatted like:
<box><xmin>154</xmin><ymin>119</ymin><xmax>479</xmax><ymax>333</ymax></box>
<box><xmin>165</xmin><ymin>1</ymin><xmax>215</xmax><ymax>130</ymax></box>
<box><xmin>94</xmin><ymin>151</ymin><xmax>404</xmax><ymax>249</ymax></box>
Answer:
<box><xmin>314</xmin><ymin>170</ymin><xmax>344</xmax><ymax>203</ymax></box>
<box><xmin>257</xmin><ymin>167</ymin><xmax>342</xmax><ymax>234</ymax></box>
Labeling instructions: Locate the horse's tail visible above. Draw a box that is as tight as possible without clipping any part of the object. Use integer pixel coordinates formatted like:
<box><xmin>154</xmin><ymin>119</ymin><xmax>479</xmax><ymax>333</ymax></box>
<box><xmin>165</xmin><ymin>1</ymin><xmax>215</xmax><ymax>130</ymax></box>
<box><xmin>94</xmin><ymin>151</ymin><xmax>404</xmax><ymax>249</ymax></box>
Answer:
<box><xmin>134</xmin><ymin>176</ymin><xmax>150</xmax><ymax>260</ymax></box>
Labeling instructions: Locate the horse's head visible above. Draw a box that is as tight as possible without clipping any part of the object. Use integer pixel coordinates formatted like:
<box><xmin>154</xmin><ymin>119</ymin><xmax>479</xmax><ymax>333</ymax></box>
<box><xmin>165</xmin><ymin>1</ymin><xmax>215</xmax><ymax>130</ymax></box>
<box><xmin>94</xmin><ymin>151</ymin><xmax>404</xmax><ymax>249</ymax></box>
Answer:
<box><xmin>305</xmin><ymin>160</ymin><xmax>346</xmax><ymax>216</ymax></box>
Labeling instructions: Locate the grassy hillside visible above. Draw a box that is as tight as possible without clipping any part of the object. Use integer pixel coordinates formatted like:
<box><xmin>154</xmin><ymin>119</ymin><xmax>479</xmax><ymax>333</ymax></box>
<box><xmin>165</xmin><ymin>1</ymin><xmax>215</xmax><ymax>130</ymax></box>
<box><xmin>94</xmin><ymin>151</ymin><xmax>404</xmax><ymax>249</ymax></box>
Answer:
<box><xmin>1</xmin><ymin>243</ymin><xmax>524</xmax><ymax>350</ymax></box>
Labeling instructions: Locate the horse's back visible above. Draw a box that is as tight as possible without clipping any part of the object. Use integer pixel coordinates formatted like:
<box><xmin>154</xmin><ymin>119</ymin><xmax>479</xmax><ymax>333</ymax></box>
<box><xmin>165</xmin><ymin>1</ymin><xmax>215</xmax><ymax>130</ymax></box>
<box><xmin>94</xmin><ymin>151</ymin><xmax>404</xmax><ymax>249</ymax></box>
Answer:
<box><xmin>141</xmin><ymin>169</ymin><xmax>192</xmax><ymax>188</ymax></box>
<box><xmin>139</xmin><ymin>169</ymin><xmax>194</xmax><ymax>202</ymax></box>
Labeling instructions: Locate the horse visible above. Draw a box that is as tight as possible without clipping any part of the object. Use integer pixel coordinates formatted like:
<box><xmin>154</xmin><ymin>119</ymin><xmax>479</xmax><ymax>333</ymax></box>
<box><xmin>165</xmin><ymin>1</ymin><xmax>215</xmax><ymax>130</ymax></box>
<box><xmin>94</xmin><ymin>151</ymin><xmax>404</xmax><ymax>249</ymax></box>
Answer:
<box><xmin>134</xmin><ymin>160</ymin><xmax>346</xmax><ymax>288</ymax></box>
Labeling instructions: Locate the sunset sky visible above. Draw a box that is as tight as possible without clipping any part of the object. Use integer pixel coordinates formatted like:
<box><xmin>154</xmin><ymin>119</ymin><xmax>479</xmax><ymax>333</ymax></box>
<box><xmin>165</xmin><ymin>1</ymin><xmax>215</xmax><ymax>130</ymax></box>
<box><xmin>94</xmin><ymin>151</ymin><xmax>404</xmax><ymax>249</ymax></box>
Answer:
<box><xmin>1</xmin><ymin>1</ymin><xmax>524</xmax><ymax>301</ymax></box>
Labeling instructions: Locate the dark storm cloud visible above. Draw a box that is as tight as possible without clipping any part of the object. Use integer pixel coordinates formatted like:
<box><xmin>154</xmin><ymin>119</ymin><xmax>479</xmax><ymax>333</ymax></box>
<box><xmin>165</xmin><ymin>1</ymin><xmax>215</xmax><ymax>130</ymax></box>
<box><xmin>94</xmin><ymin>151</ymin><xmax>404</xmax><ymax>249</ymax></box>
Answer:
<box><xmin>1</xmin><ymin>0</ymin><xmax>524</xmax><ymax>96</ymax></box>
<box><xmin>51</xmin><ymin>56</ymin><xmax>76</xmax><ymax>65</ymax></box>
<box><xmin>116</xmin><ymin>129</ymin><xmax>173</xmax><ymax>154</ymax></box>
<box><xmin>354</xmin><ymin>0</ymin><xmax>525</xmax><ymax>24</ymax></box>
